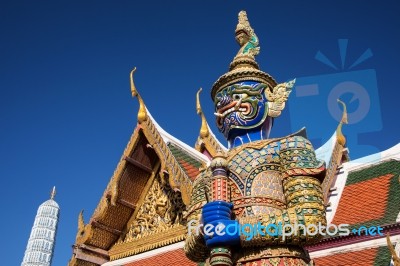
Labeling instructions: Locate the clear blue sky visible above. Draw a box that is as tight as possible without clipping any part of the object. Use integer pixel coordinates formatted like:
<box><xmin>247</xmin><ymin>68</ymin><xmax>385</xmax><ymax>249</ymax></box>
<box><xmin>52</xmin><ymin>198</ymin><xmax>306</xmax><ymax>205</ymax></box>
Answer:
<box><xmin>1</xmin><ymin>1</ymin><xmax>399</xmax><ymax>265</ymax></box>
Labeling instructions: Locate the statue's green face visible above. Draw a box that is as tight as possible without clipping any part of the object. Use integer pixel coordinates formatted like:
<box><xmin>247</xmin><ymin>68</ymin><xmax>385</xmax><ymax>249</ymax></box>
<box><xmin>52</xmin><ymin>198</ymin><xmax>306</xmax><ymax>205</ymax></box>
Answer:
<box><xmin>214</xmin><ymin>82</ymin><xmax>269</xmax><ymax>140</ymax></box>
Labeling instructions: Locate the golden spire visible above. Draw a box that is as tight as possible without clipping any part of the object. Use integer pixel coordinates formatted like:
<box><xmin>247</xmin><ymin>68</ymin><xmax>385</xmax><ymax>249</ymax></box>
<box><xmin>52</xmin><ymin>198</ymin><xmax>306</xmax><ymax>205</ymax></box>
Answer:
<box><xmin>78</xmin><ymin>210</ymin><xmax>85</xmax><ymax>234</ymax></box>
<box><xmin>130</xmin><ymin>68</ymin><xmax>148</xmax><ymax>123</ymax></box>
<box><xmin>336</xmin><ymin>99</ymin><xmax>348</xmax><ymax>146</ymax></box>
<box><xmin>196</xmin><ymin>88</ymin><xmax>209</xmax><ymax>138</ymax></box>
<box><xmin>50</xmin><ymin>186</ymin><xmax>56</xmax><ymax>200</ymax></box>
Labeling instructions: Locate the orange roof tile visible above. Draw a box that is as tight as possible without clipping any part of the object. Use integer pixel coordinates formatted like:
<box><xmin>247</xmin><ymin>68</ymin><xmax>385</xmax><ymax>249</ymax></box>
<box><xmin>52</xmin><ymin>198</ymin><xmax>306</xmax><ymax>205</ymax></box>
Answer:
<box><xmin>178</xmin><ymin>159</ymin><xmax>200</xmax><ymax>181</ymax></box>
<box><xmin>124</xmin><ymin>249</ymin><xmax>196</xmax><ymax>266</ymax></box>
<box><xmin>332</xmin><ymin>174</ymin><xmax>393</xmax><ymax>226</ymax></box>
<box><xmin>313</xmin><ymin>248</ymin><xmax>378</xmax><ymax>265</ymax></box>
<box><xmin>167</xmin><ymin>142</ymin><xmax>203</xmax><ymax>181</ymax></box>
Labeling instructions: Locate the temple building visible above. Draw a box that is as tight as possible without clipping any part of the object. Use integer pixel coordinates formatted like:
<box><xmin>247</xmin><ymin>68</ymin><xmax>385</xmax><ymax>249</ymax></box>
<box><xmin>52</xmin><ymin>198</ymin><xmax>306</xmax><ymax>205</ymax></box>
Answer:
<box><xmin>68</xmin><ymin>11</ymin><xmax>400</xmax><ymax>266</ymax></box>
<box><xmin>22</xmin><ymin>187</ymin><xmax>60</xmax><ymax>266</ymax></box>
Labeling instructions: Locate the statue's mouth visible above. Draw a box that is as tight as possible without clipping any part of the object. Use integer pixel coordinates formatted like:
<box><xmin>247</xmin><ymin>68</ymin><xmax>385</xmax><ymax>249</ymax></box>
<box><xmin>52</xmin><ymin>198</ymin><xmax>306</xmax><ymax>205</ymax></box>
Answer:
<box><xmin>215</xmin><ymin>100</ymin><xmax>251</xmax><ymax>127</ymax></box>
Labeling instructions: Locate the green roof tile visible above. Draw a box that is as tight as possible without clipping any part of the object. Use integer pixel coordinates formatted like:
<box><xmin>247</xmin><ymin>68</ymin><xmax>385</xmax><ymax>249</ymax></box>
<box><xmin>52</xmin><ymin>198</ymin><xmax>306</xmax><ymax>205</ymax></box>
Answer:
<box><xmin>167</xmin><ymin>142</ymin><xmax>203</xmax><ymax>180</ymax></box>
<box><xmin>374</xmin><ymin>245</ymin><xmax>392</xmax><ymax>266</ymax></box>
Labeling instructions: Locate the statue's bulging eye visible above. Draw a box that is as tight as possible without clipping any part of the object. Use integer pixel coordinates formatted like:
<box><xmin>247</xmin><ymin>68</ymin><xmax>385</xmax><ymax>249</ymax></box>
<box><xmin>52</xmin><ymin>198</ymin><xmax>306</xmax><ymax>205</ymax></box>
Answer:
<box><xmin>233</xmin><ymin>94</ymin><xmax>241</xmax><ymax>100</ymax></box>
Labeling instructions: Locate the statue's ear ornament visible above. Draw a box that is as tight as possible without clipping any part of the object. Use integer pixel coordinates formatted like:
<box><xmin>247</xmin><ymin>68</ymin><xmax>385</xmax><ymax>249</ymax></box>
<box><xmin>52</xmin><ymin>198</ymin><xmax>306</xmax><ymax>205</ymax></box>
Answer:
<box><xmin>266</xmin><ymin>79</ymin><xmax>296</xmax><ymax>118</ymax></box>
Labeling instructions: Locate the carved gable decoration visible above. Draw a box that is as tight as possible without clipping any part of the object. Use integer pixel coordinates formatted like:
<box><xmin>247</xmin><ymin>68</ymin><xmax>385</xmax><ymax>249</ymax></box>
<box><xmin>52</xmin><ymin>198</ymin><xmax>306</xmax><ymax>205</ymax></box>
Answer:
<box><xmin>109</xmin><ymin>173</ymin><xmax>187</xmax><ymax>260</ymax></box>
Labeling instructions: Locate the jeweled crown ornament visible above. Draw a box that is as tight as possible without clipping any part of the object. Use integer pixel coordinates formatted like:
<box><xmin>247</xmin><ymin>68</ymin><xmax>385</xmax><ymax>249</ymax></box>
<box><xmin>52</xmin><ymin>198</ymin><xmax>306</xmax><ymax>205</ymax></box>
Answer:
<box><xmin>211</xmin><ymin>11</ymin><xmax>295</xmax><ymax>147</ymax></box>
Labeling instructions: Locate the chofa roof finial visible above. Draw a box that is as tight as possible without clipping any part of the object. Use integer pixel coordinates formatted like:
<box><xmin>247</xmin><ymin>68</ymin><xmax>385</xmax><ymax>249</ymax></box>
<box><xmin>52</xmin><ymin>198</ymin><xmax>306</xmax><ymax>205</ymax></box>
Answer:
<box><xmin>336</xmin><ymin>99</ymin><xmax>348</xmax><ymax>146</ymax></box>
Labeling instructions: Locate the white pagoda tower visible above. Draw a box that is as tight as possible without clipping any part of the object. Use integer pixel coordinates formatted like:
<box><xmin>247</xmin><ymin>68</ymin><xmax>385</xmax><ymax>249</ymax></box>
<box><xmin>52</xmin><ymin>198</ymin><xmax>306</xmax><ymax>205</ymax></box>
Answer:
<box><xmin>21</xmin><ymin>187</ymin><xmax>60</xmax><ymax>266</ymax></box>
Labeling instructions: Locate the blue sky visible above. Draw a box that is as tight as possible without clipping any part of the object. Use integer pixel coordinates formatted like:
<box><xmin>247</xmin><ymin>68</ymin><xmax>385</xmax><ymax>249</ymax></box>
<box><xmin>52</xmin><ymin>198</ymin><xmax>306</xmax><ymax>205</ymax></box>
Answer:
<box><xmin>1</xmin><ymin>1</ymin><xmax>399</xmax><ymax>265</ymax></box>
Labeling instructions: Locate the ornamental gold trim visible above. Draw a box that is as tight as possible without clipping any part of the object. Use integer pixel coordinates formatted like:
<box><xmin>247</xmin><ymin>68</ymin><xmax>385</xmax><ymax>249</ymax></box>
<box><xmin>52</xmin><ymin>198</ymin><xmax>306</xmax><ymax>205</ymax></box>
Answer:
<box><xmin>283</xmin><ymin>177</ymin><xmax>321</xmax><ymax>190</ymax></box>
<box><xmin>286</xmin><ymin>190</ymin><xmax>323</xmax><ymax>203</ymax></box>
<box><xmin>322</xmin><ymin>99</ymin><xmax>348</xmax><ymax>203</ymax></box>
<box><xmin>130</xmin><ymin>68</ymin><xmax>194</xmax><ymax>205</ymax></box>
<box><xmin>195</xmin><ymin>88</ymin><xmax>224</xmax><ymax>157</ymax></box>
<box><xmin>109</xmin><ymin>225</ymin><xmax>186</xmax><ymax>261</ymax></box>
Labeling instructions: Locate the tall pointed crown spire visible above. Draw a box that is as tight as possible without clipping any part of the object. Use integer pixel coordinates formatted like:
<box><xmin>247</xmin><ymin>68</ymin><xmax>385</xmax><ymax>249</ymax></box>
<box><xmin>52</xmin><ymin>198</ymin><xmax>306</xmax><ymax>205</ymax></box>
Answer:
<box><xmin>211</xmin><ymin>11</ymin><xmax>277</xmax><ymax>100</ymax></box>
<box><xmin>234</xmin><ymin>11</ymin><xmax>260</xmax><ymax>58</ymax></box>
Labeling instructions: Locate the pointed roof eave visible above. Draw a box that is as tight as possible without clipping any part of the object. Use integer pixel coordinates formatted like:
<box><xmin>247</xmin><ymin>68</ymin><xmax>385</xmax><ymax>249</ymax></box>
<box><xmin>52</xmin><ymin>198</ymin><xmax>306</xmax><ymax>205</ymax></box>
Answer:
<box><xmin>69</xmin><ymin>69</ymin><xmax>207</xmax><ymax>265</ymax></box>
<box><xmin>147</xmin><ymin>110</ymin><xmax>210</xmax><ymax>164</ymax></box>
<box><xmin>321</xmin><ymin>99</ymin><xmax>350</xmax><ymax>204</ymax></box>
<box><xmin>130</xmin><ymin>68</ymin><xmax>197</xmax><ymax>205</ymax></box>
<box><xmin>70</xmin><ymin>123</ymin><xmax>143</xmax><ymax>246</ymax></box>
<box><xmin>194</xmin><ymin>88</ymin><xmax>227</xmax><ymax>157</ymax></box>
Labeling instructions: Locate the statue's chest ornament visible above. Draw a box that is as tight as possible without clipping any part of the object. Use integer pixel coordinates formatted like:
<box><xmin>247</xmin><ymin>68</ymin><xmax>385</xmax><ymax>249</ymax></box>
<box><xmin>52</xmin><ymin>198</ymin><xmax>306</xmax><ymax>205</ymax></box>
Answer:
<box><xmin>226</xmin><ymin>144</ymin><xmax>288</xmax><ymax>217</ymax></box>
<box><xmin>227</xmin><ymin>145</ymin><xmax>280</xmax><ymax>190</ymax></box>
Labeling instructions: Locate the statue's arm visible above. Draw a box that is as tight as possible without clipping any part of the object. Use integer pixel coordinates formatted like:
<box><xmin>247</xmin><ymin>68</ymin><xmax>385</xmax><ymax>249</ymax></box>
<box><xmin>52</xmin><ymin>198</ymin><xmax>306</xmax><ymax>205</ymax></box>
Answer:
<box><xmin>239</xmin><ymin>136</ymin><xmax>326</xmax><ymax>247</ymax></box>
<box><xmin>184</xmin><ymin>176</ymin><xmax>210</xmax><ymax>262</ymax></box>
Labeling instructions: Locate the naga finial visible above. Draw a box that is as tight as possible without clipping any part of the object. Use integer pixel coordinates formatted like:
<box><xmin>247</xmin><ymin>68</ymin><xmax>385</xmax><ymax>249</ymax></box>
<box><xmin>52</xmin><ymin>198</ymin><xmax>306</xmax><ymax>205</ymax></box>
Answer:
<box><xmin>235</xmin><ymin>11</ymin><xmax>260</xmax><ymax>58</ymax></box>
<box><xmin>130</xmin><ymin>68</ymin><xmax>148</xmax><ymax>123</ymax></box>
<box><xmin>336</xmin><ymin>99</ymin><xmax>348</xmax><ymax>146</ymax></box>
<box><xmin>196</xmin><ymin>88</ymin><xmax>209</xmax><ymax>138</ymax></box>
<box><xmin>78</xmin><ymin>210</ymin><xmax>85</xmax><ymax>233</ymax></box>
<box><xmin>50</xmin><ymin>186</ymin><xmax>56</xmax><ymax>200</ymax></box>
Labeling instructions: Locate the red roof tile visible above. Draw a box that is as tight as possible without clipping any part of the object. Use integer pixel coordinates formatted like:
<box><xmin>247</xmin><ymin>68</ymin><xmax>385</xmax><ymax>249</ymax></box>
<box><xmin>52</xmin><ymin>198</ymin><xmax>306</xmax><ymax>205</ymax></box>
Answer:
<box><xmin>332</xmin><ymin>174</ymin><xmax>393</xmax><ymax>226</ymax></box>
<box><xmin>313</xmin><ymin>247</ymin><xmax>378</xmax><ymax>265</ymax></box>
<box><xmin>178</xmin><ymin>159</ymin><xmax>200</xmax><ymax>181</ymax></box>
<box><xmin>124</xmin><ymin>249</ymin><xmax>196</xmax><ymax>266</ymax></box>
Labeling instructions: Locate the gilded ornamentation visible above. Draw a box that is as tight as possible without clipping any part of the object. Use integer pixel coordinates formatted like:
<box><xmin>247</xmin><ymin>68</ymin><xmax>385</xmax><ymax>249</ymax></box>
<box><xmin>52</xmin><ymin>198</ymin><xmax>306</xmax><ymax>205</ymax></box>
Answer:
<box><xmin>336</xmin><ymin>99</ymin><xmax>348</xmax><ymax>146</ymax></box>
<box><xmin>77</xmin><ymin>210</ymin><xmax>85</xmax><ymax>239</ymax></box>
<box><xmin>108</xmin><ymin>173</ymin><xmax>189</xmax><ymax>260</ymax></box>
<box><xmin>235</xmin><ymin>246</ymin><xmax>309</xmax><ymax>263</ymax></box>
<box><xmin>266</xmin><ymin>79</ymin><xmax>296</xmax><ymax>118</ymax></box>
<box><xmin>321</xmin><ymin>99</ymin><xmax>349</xmax><ymax>203</ymax></box>
<box><xmin>197</xmin><ymin>88</ymin><xmax>210</xmax><ymax>139</ymax></box>
<box><xmin>130</xmin><ymin>67</ymin><xmax>195</xmax><ymax>205</ymax></box>
<box><xmin>110</xmin><ymin>225</ymin><xmax>187</xmax><ymax>261</ymax></box>
<box><xmin>124</xmin><ymin>175</ymin><xmax>186</xmax><ymax>242</ymax></box>
<box><xmin>195</xmin><ymin>88</ymin><xmax>226</xmax><ymax>156</ymax></box>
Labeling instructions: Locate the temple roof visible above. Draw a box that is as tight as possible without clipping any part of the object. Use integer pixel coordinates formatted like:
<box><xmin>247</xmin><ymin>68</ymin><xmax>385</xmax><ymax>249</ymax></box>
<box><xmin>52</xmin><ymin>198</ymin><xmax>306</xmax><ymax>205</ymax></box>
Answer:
<box><xmin>313</xmin><ymin>246</ymin><xmax>392</xmax><ymax>265</ymax></box>
<box><xmin>68</xmin><ymin>71</ymin><xmax>209</xmax><ymax>266</ymax></box>
<box><xmin>332</xmin><ymin>159</ymin><xmax>400</xmax><ymax>229</ymax></box>
<box><xmin>325</xmin><ymin>143</ymin><xmax>400</xmax><ymax>225</ymax></box>
<box><xmin>307</xmin><ymin>144</ymin><xmax>400</xmax><ymax>263</ymax></box>
<box><xmin>168</xmin><ymin>142</ymin><xmax>202</xmax><ymax>181</ymax></box>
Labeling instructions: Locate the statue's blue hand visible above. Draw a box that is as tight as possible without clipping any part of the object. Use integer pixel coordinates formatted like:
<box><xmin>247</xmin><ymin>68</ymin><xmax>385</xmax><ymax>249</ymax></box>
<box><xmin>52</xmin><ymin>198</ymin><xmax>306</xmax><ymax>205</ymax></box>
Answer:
<box><xmin>203</xmin><ymin>220</ymin><xmax>240</xmax><ymax>248</ymax></box>
<box><xmin>202</xmin><ymin>201</ymin><xmax>233</xmax><ymax>224</ymax></box>
<box><xmin>201</xmin><ymin>201</ymin><xmax>239</xmax><ymax>247</ymax></box>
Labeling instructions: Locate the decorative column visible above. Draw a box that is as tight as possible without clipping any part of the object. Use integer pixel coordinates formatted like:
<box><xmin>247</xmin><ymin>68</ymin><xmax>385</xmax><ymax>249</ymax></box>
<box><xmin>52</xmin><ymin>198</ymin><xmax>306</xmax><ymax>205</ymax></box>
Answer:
<box><xmin>209</xmin><ymin>151</ymin><xmax>233</xmax><ymax>266</ymax></box>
